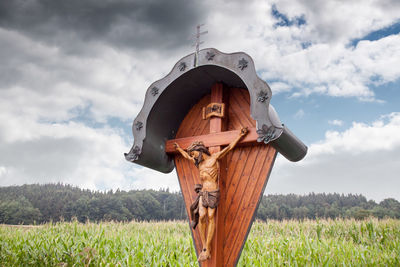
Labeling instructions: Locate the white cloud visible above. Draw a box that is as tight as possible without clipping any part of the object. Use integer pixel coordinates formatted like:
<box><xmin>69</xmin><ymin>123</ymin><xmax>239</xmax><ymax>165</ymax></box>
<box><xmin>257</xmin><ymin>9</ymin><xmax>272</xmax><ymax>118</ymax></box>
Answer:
<box><xmin>0</xmin><ymin>119</ymin><xmax>131</xmax><ymax>190</ymax></box>
<box><xmin>269</xmin><ymin>82</ymin><xmax>292</xmax><ymax>93</ymax></box>
<box><xmin>328</xmin><ymin>120</ymin><xmax>343</xmax><ymax>126</ymax></box>
<box><xmin>294</xmin><ymin>109</ymin><xmax>305</xmax><ymax>119</ymax></box>
<box><xmin>0</xmin><ymin>28</ymin><xmax>185</xmax><ymax>125</ymax></box>
<box><xmin>268</xmin><ymin>112</ymin><xmax>400</xmax><ymax>201</ymax></box>
<box><xmin>0</xmin><ymin>111</ymin><xmax>181</xmax><ymax>192</ymax></box>
<box><xmin>129</xmin><ymin>168</ymin><xmax>179</xmax><ymax>192</ymax></box>
<box><xmin>260</xmin><ymin>35</ymin><xmax>400</xmax><ymax>100</ymax></box>
<box><xmin>1</xmin><ymin>1</ymin><xmax>399</xmax><ymax>129</ymax></box>
<box><xmin>203</xmin><ymin>0</ymin><xmax>400</xmax><ymax>100</ymax></box>
<box><xmin>274</xmin><ymin>0</ymin><xmax>400</xmax><ymax>44</ymax></box>
<box><xmin>0</xmin><ymin>22</ymin><xmax>186</xmax><ymax>193</ymax></box>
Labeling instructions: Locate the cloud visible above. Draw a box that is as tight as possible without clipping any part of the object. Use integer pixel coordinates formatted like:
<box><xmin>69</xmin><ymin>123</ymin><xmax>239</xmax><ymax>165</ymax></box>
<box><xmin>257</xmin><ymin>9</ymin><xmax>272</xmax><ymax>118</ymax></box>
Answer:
<box><xmin>328</xmin><ymin>120</ymin><xmax>343</xmax><ymax>126</ymax></box>
<box><xmin>268</xmin><ymin>112</ymin><xmax>400</xmax><ymax>201</ymax></box>
<box><xmin>294</xmin><ymin>109</ymin><xmax>305</xmax><ymax>119</ymax></box>
<box><xmin>129</xmin><ymin>168</ymin><xmax>179</xmax><ymax>192</ymax></box>
<box><xmin>0</xmin><ymin>28</ymin><xmax>185</xmax><ymax>124</ymax></box>
<box><xmin>1</xmin><ymin>0</ymin><xmax>399</xmax><ymax>126</ymax></box>
<box><xmin>0</xmin><ymin>119</ymin><xmax>132</xmax><ymax>190</ymax></box>
<box><xmin>273</xmin><ymin>0</ymin><xmax>400</xmax><ymax>44</ymax></box>
<box><xmin>269</xmin><ymin>82</ymin><xmax>292</xmax><ymax>93</ymax></box>
<box><xmin>0</xmin><ymin>0</ymin><xmax>205</xmax><ymax>53</ymax></box>
<box><xmin>261</xmin><ymin>34</ymin><xmax>400</xmax><ymax>100</ymax></box>
<box><xmin>0</xmin><ymin>105</ymin><xmax>181</xmax><ymax>192</ymax></box>
<box><xmin>202</xmin><ymin>0</ymin><xmax>400</xmax><ymax>100</ymax></box>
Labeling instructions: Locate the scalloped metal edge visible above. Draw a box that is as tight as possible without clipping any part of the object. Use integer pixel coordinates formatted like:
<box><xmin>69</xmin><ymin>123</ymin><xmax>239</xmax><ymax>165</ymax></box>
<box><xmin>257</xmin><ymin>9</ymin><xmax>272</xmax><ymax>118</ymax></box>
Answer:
<box><xmin>125</xmin><ymin>48</ymin><xmax>285</xmax><ymax>172</ymax></box>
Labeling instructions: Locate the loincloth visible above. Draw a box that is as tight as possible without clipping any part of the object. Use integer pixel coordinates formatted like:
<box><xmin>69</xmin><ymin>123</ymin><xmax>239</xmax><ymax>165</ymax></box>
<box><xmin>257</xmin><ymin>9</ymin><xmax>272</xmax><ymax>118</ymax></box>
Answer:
<box><xmin>189</xmin><ymin>184</ymin><xmax>220</xmax><ymax>229</ymax></box>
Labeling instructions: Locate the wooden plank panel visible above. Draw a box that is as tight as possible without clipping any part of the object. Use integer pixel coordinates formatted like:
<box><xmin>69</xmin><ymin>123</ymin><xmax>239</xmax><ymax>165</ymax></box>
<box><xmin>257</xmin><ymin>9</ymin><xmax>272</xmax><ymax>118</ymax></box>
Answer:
<box><xmin>181</xmin><ymin>158</ymin><xmax>204</xmax><ymax>254</ymax></box>
<box><xmin>229</xmin><ymin>90</ymin><xmax>256</xmax><ymax>128</ymax></box>
<box><xmin>223</xmin><ymin>88</ymin><xmax>271</xmax><ymax>265</ymax></box>
<box><xmin>227</xmin><ymin>88</ymin><xmax>255</xmax><ymax>130</ymax></box>
<box><xmin>224</xmin><ymin>145</ymin><xmax>267</xmax><ymax>256</ymax></box>
<box><xmin>227</xmin><ymin>150</ymin><xmax>276</xmax><ymax>266</ymax></box>
<box><xmin>187</xmin><ymin>102</ymin><xmax>209</xmax><ymax>138</ymax></box>
<box><xmin>177</xmin><ymin>95</ymin><xmax>210</xmax><ymax>138</ymax></box>
<box><xmin>175</xmin><ymin>105</ymin><xmax>197</xmax><ymax>137</ymax></box>
<box><xmin>224</xmin><ymin>87</ymin><xmax>256</xmax><ymax>215</ymax></box>
<box><xmin>225</xmin><ymin>147</ymin><xmax>234</xmax><ymax>166</ymax></box>
<box><xmin>225</xmin><ymin>147</ymin><xmax>243</xmax><ymax>188</ymax></box>
<box><xmin>174</xmin><ymin>157</ymin><xmax>193</xmax><ymax>222</ymax></box>
<box><xmin>228</xmin><ymin>93</ymin><xmax>244</xmax><ymax>129</ymax></box>
<box><xmin>175</xmin><ymin>156</ymin><xmax>203</xmax><ymax>254</ymax></box>
<box><xmin>224</xmin><ymin>146</ymin><xmax>252</xmax><ymax>202</ymax></box>
<box><xmin>200</xmin><ymin>119</ymin><xmax>211</xmax><ymax>135</ymax></box>
<box><xmin>225</xmin><ymin>146</ymin><xmax>277</xmax><ymax>266</ymax></box>
<box><xmin>227</xmin><ymin>103</ymin><xmax>244</xmax><ymax>130</ymax></box>
<box><xmin>235</xmin><ymin>87</ymin><xmax>251</xmax><ymax>106</ymax></box>
<box><xmin>224</xmin><ymin>145</ymin><xmax>261</xmax><ymax>241</ymax></box>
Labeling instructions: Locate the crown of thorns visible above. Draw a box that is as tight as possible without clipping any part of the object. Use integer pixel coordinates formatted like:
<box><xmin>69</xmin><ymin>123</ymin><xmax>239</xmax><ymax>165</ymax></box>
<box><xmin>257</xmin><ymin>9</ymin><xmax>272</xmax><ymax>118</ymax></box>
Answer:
<box><xmin>186</xmin><ymin>141</ymin><xmax>210</xmax><ymax>155</ymax></box>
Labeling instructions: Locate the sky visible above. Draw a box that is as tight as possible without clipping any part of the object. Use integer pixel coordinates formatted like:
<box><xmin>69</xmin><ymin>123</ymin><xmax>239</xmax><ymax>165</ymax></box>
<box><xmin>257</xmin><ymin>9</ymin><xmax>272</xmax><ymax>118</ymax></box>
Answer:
<box><xmin>0</xmin><ymin>0</ymin><xmax>399</xmax><ymax>202</ymax></box>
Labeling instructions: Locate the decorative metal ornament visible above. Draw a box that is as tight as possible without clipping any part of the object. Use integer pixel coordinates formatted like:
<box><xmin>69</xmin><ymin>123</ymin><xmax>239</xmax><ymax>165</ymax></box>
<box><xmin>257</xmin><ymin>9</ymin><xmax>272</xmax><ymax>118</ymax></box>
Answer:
<box><xmin>135</xmin><ymin>121</ymin><xmax>143</xmax><ymax>131</ymax></box>
<box><xmin>256</xmin><ymin>124</ymin><xmax>277</xmax><ymax>144</ymax></box>
<box><xmin>179</xmin><ymin>62</ymin><xmax>187</xmax><ymax>72</ymax></box>
<box><xmin>151</xmin><ymin>87</ymin><xmax>159</xmax><ymax>96</ymax></box>
<box><xmin>206</xmin><ymin>51</ymin><xmax>215</xmax><ymax>61</ymax></box>
<box><xmin>125</xmin><ymin>146</ymin><xmax>141</xmax><ymax>161</ymax></box>
<box><xmin>238</xmin><ymin>58</ymin><xmax>248</xmax><ymax>70</ymax></box>
<box><xmin>257</xmin><ymin>90</ymin><xmax>269</xmax><ymax>102</ymax></box>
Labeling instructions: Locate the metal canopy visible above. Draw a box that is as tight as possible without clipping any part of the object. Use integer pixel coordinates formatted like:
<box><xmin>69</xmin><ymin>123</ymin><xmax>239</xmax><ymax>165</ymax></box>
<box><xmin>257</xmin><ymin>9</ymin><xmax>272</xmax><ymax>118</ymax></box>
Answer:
<box><xmin>125</xmin><ymin>48</ymin><xmax>307</xmax><ymax>173</ymax></box>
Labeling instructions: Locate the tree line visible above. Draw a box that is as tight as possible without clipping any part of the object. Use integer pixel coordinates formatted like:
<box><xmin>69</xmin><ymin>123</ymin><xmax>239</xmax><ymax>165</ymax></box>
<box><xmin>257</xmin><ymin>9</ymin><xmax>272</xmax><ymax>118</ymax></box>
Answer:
<box><xmin>0</xmin><ymin>184</ymin><xmax>399</xmax><ymax>225</ymax></box>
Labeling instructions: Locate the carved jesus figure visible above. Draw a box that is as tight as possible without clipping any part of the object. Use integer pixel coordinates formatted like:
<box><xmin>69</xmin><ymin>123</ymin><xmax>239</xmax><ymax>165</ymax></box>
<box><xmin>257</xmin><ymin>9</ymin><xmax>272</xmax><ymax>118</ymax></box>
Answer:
<box><xmin>174</xmin><ymin>127</ymin><xmax>248</xmax><ymax>262</ymax></box>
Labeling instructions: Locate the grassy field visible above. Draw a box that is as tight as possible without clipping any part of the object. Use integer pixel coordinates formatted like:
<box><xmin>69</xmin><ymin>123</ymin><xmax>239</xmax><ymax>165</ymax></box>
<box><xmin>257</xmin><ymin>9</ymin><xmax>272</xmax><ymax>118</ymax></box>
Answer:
<box><xmin>1</xmin><ymin>219</ymin><xmax>399</xmax><ymax>266</ymax></box>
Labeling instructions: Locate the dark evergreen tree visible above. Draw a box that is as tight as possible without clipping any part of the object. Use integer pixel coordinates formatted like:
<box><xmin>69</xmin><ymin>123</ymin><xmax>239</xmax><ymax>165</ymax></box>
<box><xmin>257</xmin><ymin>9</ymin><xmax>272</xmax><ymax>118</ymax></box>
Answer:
<box><xmin>0</xmin><ymin>184</ymin><xmax>399</xmax><ymax>224</ymax></box>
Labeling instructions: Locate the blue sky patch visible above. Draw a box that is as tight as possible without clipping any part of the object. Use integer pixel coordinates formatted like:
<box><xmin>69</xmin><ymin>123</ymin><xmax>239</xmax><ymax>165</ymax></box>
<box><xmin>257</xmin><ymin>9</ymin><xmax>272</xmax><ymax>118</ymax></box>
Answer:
<box><xmin>351</xmin><ymin>21</ymin><xmax>400</xmax><ymax>47</ymax></box>
<box><xmin>271</xmin><ymin>4</ymin><xmax>306</xmax><ymax>28</ymax></box>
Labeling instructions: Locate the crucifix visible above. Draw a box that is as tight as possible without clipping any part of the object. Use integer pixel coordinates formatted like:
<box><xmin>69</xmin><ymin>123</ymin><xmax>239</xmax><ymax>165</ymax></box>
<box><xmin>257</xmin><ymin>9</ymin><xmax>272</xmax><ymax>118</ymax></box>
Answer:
<box><xmin>165</xmin><ymin>83</ymin><xmax>278</xmax><ymax>266</ymax></box>
<box><xmin>125</xmin><ymin>48</ymin><xmax>307</xmax><ymax>267</ymax></box>
<box><xmin>173</xmin><ymin>128</ymin><xmax>248</xmax><ymax>262</ymax></box>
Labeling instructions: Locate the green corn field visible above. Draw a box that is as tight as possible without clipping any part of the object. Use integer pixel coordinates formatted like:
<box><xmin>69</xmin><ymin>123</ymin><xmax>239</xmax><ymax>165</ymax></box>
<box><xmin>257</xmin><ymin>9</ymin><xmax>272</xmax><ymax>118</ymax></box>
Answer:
<box><xmin>1</xmin><ymin>219</ymin><xmax>399</xmax><ymax>266</ymax></box>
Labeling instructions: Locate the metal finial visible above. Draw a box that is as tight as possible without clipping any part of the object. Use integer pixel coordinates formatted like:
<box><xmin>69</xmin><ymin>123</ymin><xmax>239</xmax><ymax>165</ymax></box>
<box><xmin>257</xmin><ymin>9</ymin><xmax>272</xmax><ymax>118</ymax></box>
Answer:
<box><xmin>189</xmin><ymin>24</ymin><xmax>208</xmax><ymax>67</ymax></box>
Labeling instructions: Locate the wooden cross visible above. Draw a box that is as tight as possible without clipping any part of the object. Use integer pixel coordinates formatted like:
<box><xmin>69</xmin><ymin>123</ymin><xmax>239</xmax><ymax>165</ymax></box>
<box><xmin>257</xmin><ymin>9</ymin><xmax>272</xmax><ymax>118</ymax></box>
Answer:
<box><xmin>166</xmin><ymin>83</ymin><xmax>276</xmax><ymax>266</ymax></box>
<box><xmin>165</xmin><ymin>84</ymin><xmax>259</xmax><ymax>154</ymax></box>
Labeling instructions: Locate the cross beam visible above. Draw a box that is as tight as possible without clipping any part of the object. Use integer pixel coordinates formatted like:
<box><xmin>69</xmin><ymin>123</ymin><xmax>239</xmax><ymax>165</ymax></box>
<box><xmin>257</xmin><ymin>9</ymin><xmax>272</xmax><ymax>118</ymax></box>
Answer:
<box><xmin>165</xmin><ymin>128</ymin><xmax>258</xmax><ymax>153</ymax></box>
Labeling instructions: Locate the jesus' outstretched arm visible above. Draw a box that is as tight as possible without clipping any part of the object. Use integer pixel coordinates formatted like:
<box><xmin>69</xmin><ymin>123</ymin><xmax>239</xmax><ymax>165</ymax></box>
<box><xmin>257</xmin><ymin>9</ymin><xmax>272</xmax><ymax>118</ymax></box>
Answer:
<box><xmin>216</xmin><ymin>127</ymin><xmax>248</xmax><ymax>160</ymax></box>
<box><xmin>174</xmin><ymin>143</ymin><xmax>195</xmax><ymax>164</ymax></box>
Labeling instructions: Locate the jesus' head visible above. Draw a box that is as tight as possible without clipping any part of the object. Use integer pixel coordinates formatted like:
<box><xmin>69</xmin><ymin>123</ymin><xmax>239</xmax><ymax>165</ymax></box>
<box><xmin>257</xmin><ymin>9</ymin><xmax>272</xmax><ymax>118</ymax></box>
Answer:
<box><xmin>186</xmin><ymin>141</ymin><xmax>211</xmax><ymax>167</ymax></box>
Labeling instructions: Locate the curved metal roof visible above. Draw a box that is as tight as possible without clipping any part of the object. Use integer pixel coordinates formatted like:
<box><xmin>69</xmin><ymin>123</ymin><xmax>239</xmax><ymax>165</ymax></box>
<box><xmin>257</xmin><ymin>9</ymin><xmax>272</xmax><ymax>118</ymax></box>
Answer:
<box><xmin>125</xmin><ymin>48</ymin><xmax>307</xmax><ymax>173</ymax></box>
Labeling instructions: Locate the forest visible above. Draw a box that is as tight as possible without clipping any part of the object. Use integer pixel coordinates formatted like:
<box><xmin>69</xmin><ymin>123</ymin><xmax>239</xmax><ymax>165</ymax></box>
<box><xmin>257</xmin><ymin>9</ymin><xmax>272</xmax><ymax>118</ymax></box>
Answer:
<box><xmin>0</xmin><ymin>184</ymin><xmax>399</xmax><ymax>224</ymax></box>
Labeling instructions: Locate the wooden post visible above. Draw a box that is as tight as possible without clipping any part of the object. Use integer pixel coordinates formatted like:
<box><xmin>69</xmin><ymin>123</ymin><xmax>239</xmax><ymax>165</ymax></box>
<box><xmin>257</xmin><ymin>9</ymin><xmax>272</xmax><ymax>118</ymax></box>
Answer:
<box><xmin>204</xmin><ymin>83</ymin><xmax>227</xmax><ymax>267</ymax></box>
